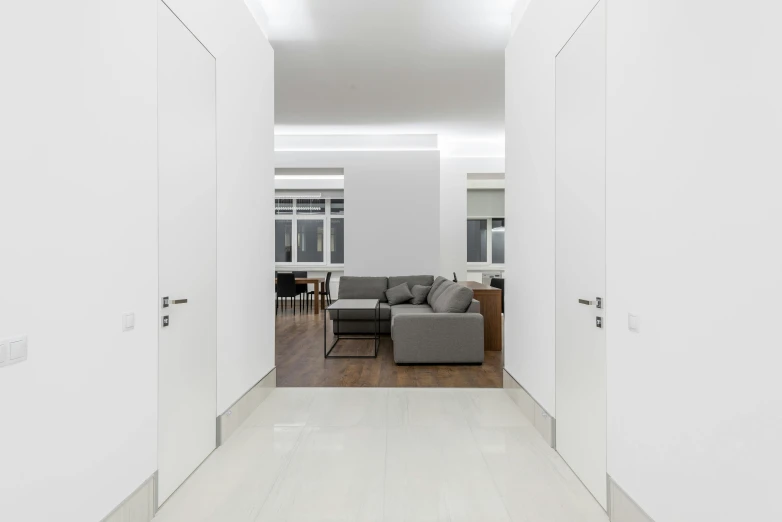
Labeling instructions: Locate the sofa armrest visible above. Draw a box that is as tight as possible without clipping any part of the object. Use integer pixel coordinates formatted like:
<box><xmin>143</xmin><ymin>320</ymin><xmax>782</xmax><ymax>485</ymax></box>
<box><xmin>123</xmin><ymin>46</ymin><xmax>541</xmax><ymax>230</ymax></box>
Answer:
<box><xmin>391</xmin><ymin>313</ymin><xmax>484</xmax><ymax>364</ymax></box>
<box><xmin>467</xmin><ymin>299</ymin><xmax>480</xmax><ymax>314</ymax></box>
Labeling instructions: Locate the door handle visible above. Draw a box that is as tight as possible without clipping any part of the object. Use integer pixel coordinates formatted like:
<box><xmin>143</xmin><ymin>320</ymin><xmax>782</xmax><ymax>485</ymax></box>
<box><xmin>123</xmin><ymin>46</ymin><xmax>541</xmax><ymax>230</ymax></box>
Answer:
<box><xmin>578</xmin><ymin>297</ymin><xmax>603</xmax><ymax>308</ymax></box>
<box><xmin>171</xmin><ymin>298</ymin><xmax>188</xmax><ymax>305</ymax></box>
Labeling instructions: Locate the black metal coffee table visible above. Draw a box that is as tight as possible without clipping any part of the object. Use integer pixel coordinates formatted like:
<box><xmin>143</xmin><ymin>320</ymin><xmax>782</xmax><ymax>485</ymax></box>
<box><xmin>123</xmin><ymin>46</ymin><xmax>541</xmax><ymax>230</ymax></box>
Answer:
<box><xmin>324</xmin><ymin>299</ymin><xmax>380</xmax><ymax>358</ymax></box>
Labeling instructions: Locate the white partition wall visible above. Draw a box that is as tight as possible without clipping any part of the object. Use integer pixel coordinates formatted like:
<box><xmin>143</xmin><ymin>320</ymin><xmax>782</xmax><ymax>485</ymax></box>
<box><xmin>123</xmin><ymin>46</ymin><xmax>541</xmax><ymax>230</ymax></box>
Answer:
<box><xmin>506</xmin><ymin>0</ymin><xmax>782</xmax><ymax>520</ymax></box>
<box><xmin>0</xmin><ymin>0</ymin><xmax>274</xmax><ymax>519</ymax></box>
<box><xmin>276</xmin><ymin>143</ymin><xmax>441</xmax><ymax>277</ymax></box>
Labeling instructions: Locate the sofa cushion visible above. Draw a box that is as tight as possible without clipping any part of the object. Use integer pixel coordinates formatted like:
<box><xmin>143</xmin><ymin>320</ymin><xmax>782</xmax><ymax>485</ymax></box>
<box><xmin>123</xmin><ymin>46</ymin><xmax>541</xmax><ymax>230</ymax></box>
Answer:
<box><xmin>329</xmin><ymin>302</ymin><xmax>391</xmax><ymax>321</ymax></box>
<box><xmin>390</xmin><ymin>303</ymin><xmax>435</xmax><ymax>317</ymax></box>
<box><xmin>427</xmin><ymin>276</ymin><xmax>450</xmax><ymax>307</ymax></box>
<box><xmin>385</xmin><ymin>283</ymin><xmax>413</xmax><ymax>305</ymax></box>
<box><xmin>388</xmin><ymin>275</ymin><xmax>434</xmax><ymax>290</ymax></box>
<box><xmin>410</xmin><ymin>285</ymin><xmax>431</xmax><ymax>305</ymax></box>
<box><xmin>338</xmin><ymin>276</ymin><xmax>389</xmax><ymax>302</ymax></box>
<box><xmin>432</xmin><ymin>284</ymin><xmax>474</xmax><ymax>313</ymax></box>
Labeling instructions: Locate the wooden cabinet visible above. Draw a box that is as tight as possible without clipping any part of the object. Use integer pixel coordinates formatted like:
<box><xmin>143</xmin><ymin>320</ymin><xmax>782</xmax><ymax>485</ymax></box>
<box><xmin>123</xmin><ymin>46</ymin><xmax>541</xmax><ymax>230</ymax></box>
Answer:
<box><xmin>458</xmin><ymin>281</ymin><xmax>502</xmax><ymax>352</ymax></box>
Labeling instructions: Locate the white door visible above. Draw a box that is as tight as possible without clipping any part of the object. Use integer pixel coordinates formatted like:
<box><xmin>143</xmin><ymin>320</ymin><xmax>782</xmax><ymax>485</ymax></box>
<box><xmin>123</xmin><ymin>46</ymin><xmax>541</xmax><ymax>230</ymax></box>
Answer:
<box><xmin>157</xmin><ymin>1</ymin><xmax>217</xmax><ymax>505</ymax></box>
<box><xmin>555</xmin><ymin>0</ymin><xmax>607</xmax><ymax>509</ymax></box>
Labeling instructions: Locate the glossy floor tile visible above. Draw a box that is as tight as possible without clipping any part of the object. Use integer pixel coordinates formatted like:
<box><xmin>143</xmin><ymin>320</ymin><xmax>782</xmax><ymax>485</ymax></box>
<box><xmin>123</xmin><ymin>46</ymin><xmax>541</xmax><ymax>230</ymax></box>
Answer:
<box><xmin>153</xmin><ymin>388</ymin><xmax>608</xmax><ymax>522</ymax></box>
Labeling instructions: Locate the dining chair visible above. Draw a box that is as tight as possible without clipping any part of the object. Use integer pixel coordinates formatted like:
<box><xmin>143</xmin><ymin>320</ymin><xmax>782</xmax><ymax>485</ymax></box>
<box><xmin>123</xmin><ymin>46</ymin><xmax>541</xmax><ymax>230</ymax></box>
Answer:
<box><xmin>276</xmin><ymin>272</ymin><xmax>297</xmax><ymax>316</ymax></box>
<box><xmin>293</xmin><ymin>271</ymin><xmax>307</xmax><ymax>313</ymax></box>
<box><xmin>490</xmin><ymin>277</ymin><xmax>505</xmax><ymax>314</ymax></box>
<box><xmin>308</xmin><ymin>271</ymin><xmax>332</xmax><ymax>310</ymax></box>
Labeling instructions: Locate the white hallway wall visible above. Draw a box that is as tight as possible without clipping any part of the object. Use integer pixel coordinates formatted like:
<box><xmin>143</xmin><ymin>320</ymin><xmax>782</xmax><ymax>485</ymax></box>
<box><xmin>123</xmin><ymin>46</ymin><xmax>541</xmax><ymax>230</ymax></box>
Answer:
<box><xmin>276</xmin><ymin>150</ymin><xmax>441</xmax><ymax>277</ymax></box>
<box><xmin>506</xmin><ymin>0</ymin><xmax>782</xmax><ymax>521</ymax></box>
<box><xmin>440</xmin><ymin>158</ymin><xmax>505</xmax><ymax>281</ymax></box>
<box><xmin>0</xmin><ymin>0</ymin><xmax>274</xmax><ymax>520</ymax></box>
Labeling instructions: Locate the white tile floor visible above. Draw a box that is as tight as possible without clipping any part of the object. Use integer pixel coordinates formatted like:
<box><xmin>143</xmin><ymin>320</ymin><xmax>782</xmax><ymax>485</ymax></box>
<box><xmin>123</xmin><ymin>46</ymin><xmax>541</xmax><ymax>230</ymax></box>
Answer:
<box><xmin>153</xmin><ymin>388</ymin><xmax>608</xmax><ymax>522</ymax></box>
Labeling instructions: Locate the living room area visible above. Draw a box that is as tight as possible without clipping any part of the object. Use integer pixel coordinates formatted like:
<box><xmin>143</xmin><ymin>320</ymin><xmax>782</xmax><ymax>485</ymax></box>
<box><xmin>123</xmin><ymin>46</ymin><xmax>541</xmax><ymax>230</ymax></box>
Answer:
<box><xmin>273</xmin><ymin>136</ymin><xmax>506</xmax><ymax>388</ymax></box>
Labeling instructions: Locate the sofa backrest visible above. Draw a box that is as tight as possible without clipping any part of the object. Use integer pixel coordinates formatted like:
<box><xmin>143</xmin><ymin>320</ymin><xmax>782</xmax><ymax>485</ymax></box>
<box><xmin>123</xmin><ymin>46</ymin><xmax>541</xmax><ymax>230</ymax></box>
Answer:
<box><xmin>338</xmin><ymin>276</ymin><xmax>389</xmax><ymax>302</ymax></box>
<box><xmin>388</xmin><ymin>275</ymin><xmax>434</xmax><ymax>290</ymax></box>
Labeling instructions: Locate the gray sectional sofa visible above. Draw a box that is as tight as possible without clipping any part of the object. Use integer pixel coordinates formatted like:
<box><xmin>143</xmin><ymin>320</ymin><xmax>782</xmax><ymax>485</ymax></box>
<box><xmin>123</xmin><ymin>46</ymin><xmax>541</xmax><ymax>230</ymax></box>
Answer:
<box><xmin>330</xmin><ymin>275</ymin><xmax>484</xmax><ymax>364</ymax></box>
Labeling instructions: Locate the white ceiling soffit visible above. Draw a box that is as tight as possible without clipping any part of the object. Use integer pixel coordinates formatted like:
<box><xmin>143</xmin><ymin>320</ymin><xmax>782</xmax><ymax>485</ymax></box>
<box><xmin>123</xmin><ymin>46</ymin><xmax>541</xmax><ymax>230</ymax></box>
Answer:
<box><xmin>275</xmin><ymin>167</ymin><xmax>345</xmax><ymax>179</ymax></box>
<box><xmin>467</xmin><ymin>172</ymin><xmax>505</xmax><ymax>180</ymax></box>
<box><xmin>467</xmin><ymin>180</ymin><xmax>505</xmax><ymax>189</ymax></box>
<box><xmin>467</xmin><ymin>171</ymin><xmax>505</xmax><ymax>189</ymax></box>
<box><xmin>275</xmin><ymin>134</ymin><xmax>438</xmax><ymax>152</ymax></box>
<box><xmin>262</xmin><ymin>0</ymin><xmax>514</xmax><ymax>155</ymax></box>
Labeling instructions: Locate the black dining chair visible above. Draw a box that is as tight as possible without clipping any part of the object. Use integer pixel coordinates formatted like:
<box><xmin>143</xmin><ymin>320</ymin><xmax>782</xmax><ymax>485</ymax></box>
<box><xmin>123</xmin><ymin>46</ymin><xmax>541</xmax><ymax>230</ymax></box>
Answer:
<box><xmin>276</xmin><ymin>272</ymin><xmax>297</xmax><ymax>315</ymax></box>
<box><xmin>490</xmin><ymin>277</ymin><xmax>505</xmax><ymax>314</ymax></box>
<box><xmin>453</xmin><ymin>272</ymin><xmax>458</xmax><ymax>282</ymax></box>
<box><xmin>293</xmin><ymin>271</ymin><xmax>308</xmax><ymax>313</ymax></box>
<box><xmin>308</xmin><ymin>271</ymin><xmax>332</xmax><ymax>310</ymax></box>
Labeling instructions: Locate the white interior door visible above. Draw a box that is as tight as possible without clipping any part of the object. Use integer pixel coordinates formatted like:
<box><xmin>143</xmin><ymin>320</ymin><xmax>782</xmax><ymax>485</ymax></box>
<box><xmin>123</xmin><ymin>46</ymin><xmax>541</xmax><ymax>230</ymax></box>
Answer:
<box><xmin>555</xmin><ymin>0</ymin><xmax>607</xmax><ymax>509</ymax></box>
<box><xmin>157</xmin><ymin>1</ymin><xmax>217</xmax><ymax>506</ymax></box>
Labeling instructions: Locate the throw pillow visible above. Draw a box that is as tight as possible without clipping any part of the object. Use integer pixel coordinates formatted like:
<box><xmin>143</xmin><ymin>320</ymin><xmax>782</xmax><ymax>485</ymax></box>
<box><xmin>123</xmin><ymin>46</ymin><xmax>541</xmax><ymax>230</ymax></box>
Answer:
<box><xmin>432</xmin><ymin>284</ymin><xmax>474</xmax><ymax>313</ymax></box>
<box><xmin>410</xmin><ymin>285</ymin><xmax>431</xmax><ymax>305</ymax></box>
<box><xmin>427</xmin><ymin>276</ymin><xmax>449</xmax><ymax>307</ymax></box>
<box><xmin>385</xmin><ymin>282</ymin><xmax>413</xmax><ymax>305</ymax></box>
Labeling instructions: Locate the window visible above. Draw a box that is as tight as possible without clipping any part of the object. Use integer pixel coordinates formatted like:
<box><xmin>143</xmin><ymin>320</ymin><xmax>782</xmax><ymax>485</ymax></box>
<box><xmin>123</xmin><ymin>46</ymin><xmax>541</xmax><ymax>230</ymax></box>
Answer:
<box><xmin>467</xmin><ymin>219</ymin><xmax>487</xmax><ymax>262</ymax></box>
<box><xmin>467</xmin><ymin>217</ymin><xmax>505</xmax><ymax>265</ymax></box>
<box><xmin>275</xmin><ymin>198</ymin><xmax>293</xmax><ymax>215</ymax></box>
<box><xmin>331</xmin><ymin>218</ymin><xmax>344</xmax><ymax>263</ymax></box>
<box><xmin>296</xmin><ymin>198</ymin><xmax>325</xmax><ymax>215</ymax></box>
<box><xmin>330</xmin><ymin>199</ymin><xmax>344</xmax><ymax>215</ymax></box>
<box><xmin>275</xmin><ymin>220</ymin><xmax>292</xmax><ymax>262</ymax></box>
<box><xmin>297</xmin><ymin>220</ymin><xmax>324</xmax><ymax>262</ymax></box>
<box><xmin>275</xmin><ymin>197</ymin><xmax>345</xmax><ymax>265</ymax></box>
<box><xmin>491</xmin><ymin>218</ymin><xmax>505</xmax><ymax>264</ymax></box>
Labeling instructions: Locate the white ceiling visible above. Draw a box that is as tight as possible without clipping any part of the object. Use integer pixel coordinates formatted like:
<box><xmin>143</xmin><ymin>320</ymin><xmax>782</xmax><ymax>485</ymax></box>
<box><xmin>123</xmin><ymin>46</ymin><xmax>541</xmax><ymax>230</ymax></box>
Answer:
<box><xmin>258</xmin><ymin>0</ymin><xmax>515</xmax><ymax>156</ymax></box>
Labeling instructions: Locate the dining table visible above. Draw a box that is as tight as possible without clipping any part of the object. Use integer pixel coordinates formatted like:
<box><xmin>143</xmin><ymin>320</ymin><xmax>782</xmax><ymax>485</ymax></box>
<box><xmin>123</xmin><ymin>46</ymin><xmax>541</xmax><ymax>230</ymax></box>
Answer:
<box><xmin>275</xmin><ymin>276</ymin><xmax>327</xmax><ymax>313</ymax></box>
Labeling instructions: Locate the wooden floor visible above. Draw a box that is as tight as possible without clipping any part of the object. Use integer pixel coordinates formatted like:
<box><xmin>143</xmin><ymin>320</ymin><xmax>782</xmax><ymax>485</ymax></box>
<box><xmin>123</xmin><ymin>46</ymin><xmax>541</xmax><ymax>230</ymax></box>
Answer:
<box><xmin>275</xmin><ymin>306</ymin><xmax>502</xmax><ymax>388</ymax></box>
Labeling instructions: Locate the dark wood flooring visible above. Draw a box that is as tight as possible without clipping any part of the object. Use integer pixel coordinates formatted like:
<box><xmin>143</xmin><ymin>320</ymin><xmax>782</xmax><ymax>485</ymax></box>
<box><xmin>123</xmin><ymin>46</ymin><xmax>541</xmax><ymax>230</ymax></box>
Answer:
<box><xmin>275</xmin><ymin>307</ymin><xmax>502</xmax><ymax>388</ymax></box>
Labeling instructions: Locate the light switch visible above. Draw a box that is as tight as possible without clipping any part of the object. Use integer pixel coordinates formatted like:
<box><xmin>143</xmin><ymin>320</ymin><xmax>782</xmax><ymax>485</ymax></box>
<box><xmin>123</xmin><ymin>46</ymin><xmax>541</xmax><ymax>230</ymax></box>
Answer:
<box><xmin>9</xmin><ymin>336</ymin><xmax>28</xmax><ymax>363</ymax></box>
<box><xmin>123</xmin><ymin>313</ymin><xmax>135</xmax><ymax>332</ymax></box>
<box><xmin>628</xmin><ymin>314</ymin><xmax>641</xmax><ymax>333</ymax></box>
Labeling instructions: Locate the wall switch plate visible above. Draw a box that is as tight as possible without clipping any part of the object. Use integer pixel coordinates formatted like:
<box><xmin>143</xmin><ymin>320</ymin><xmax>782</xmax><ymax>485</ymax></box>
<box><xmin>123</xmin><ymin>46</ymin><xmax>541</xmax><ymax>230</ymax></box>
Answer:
<box><xmin>1</xmin><ymin>336</ymin><xmax>28</xmax><ymax>367</ymax></box>
<box><xmin>122</xmin><ymin>313</ymin><xmax>135</xmax><ymax>332</ymax></box>
<box><xmin>628</xmin><ymin>314</ymin><xmax>641</xmax><ymax>332</ymax></box>
<box><xmin>0</xmin><ymin>340</ymin><xmax>8</xmax><ymax>367</ymax></box>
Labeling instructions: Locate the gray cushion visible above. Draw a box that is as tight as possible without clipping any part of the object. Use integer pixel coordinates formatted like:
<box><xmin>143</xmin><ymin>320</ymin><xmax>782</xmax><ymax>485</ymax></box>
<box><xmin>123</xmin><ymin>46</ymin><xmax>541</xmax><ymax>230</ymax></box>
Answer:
<box><xmin>410</xmin><ymin>285</ymin><xmax>431</xmax><ymax>305</ymax></box>
<box><xmin>329</xmin><ymin>302</ymin><xmax>391</xmax><ymax>321</ymax></box>
<box><xmin>388</xmin><ymin>275</ymin><xmax>434</xmax><ymax>290</ymax></box>
<box><xmin>390</xmin><ymin>303</ymin><xmax>435</xmax><ymax>318</ymax></box>
<box><xmin>427</xmin><ymin>276</ymin><xmax>450</xmax><ymax>307</ymax></box>
<box><xmin>432</xmin><ymin>284</ymin><xmax>474</xmax><ymax>313</ymax></box>
<box><xmin>385</xmin><ymin>283</ymin><xmax>413</xmax><ymax>305</ymax></box>
<box><xmin>338</xmin><ymin>276</ymin><xmax>389</xmax><ymax>302</ymax></box>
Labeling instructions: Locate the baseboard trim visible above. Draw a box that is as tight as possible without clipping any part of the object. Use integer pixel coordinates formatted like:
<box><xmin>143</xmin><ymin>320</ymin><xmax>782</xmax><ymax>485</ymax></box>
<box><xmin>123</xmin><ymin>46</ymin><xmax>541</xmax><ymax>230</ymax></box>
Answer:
<box><xmin>608</xmin><ymin>476</ymin><xmax>656</xmax><ymax>522</ymax></box>
<box><xmin>216</xmin><ymin>367</ymin><xmax>276</xmax><ymax>446</ymax></box>
<box><xmin>503</xmin><ymin>369</ymin><xmax>556</xmax><ymax>448</ymax></box>
<box><xmin>101</xmin><ymin>472</ymin><xmax>156</xmax><ymax>522</ymax></box>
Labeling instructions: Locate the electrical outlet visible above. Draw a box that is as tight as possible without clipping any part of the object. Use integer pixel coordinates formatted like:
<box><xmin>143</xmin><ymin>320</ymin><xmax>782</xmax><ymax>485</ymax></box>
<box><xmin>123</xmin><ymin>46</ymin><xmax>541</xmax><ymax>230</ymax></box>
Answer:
<box><xmin>123</xmin><ymin>313</ymin><xmax>135</xmax><ymax>332</ymax></box>
<box><xmin>0</xmin><ymin>339</ymin><xmax>8</xmax><ymax>368</ymax></box>
<box><xmin>1</xmin><ymin>336</ymin><xmax>28</xmax><ymax>367</ymax></box>
<box><xmin>628</xmin><ymin>314</ymin><xmax>640</xmax><ymax>332</ymax></box>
